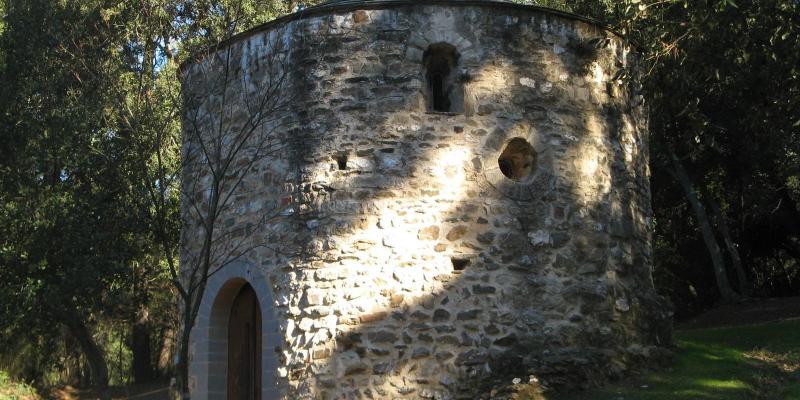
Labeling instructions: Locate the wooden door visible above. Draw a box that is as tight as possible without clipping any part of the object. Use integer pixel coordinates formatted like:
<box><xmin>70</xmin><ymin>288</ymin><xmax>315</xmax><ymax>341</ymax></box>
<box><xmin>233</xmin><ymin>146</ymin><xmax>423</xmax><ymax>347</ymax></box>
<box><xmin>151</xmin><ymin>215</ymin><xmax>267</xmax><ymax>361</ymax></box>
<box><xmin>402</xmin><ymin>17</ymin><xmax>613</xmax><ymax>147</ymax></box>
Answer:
<box><xmin>227</xmin><ymin>284</ymin><xmax>261</xmax><ymax>400</ymax></box>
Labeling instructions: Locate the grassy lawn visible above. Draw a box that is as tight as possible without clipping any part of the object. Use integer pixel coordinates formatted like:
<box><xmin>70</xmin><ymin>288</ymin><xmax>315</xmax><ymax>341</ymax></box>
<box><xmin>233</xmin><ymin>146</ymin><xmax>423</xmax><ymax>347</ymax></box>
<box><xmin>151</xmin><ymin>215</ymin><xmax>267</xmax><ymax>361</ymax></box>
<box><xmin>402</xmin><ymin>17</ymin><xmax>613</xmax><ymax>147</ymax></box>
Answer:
<box><xmin>558</xmin><ymin>319</ymin><xmax>800</xmax><ymax>400</ymax></box>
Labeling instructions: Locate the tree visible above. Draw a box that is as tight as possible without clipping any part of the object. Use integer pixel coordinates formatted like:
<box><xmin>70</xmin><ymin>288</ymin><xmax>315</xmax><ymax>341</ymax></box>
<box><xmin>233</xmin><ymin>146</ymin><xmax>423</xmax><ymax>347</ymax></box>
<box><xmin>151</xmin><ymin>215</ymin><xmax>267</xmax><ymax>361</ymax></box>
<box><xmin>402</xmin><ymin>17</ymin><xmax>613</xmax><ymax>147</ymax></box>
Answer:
<box><xmin>708</xmin><ymin>196</ymin><xmax>749</xmax><ymax>296</ymax></box>
<box><xmin>110</xmin><ymin>1</ymin><xmax>321</xmax><ymax>395</ymax></box>
<box><xmin>142</xmin><ymin>34</ymin><xmax>300</xmax><ymax>398</ymax></box>
<box><xmin>0</xmin><ymin>1</ymin><xmax>148</xmax><ymax>396</ymax></box>
<box><xmin>110</xmin><ymin>0</ymin><xmax>323</xmax><ymax>389</ymax></box>
<box><xmin>668</xmin><ymin>150</ymin><xmax>738</xmax><ymax>302</ymax></box>
<box><xmin>617</xmin><ymin>0</ymin><xmax>799</xmax><ymax>306</ymax></box>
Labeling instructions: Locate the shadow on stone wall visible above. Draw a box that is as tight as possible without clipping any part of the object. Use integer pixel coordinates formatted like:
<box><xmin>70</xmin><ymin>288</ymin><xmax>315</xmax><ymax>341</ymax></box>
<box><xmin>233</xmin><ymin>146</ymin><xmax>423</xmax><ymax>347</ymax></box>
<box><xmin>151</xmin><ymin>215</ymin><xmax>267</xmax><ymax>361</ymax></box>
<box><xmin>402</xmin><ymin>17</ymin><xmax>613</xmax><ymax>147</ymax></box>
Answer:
<box><xmin>186</xmin><ymin>4</ymin><xmax>673</xmax><ymax>399</ymax></box>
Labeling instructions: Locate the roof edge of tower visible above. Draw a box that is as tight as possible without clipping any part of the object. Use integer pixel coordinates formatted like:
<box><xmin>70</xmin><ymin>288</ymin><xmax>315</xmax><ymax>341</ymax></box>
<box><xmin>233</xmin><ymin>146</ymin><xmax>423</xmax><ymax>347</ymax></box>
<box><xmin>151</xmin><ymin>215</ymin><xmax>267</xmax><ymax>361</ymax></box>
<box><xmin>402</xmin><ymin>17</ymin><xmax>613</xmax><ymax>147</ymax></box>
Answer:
<box><xmin>179</xmin><ymin>0</ymin><xmax>629</xmax><ymax>75</ymax></box>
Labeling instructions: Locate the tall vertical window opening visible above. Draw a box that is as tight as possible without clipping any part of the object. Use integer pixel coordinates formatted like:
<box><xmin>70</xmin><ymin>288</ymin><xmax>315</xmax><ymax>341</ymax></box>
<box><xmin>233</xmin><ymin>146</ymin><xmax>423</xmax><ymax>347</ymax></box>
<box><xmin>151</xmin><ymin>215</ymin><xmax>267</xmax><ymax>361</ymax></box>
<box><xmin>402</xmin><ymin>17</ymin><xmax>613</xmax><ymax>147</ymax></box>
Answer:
<box><xmin>423</xmin><ymin>43</ymin><xmax>463</xmax><ymax>113</ymax></box>
<box><xmin>431</xmin><ymin>72</ymin><xmax>447</xmax><ymax>111</ymax></box>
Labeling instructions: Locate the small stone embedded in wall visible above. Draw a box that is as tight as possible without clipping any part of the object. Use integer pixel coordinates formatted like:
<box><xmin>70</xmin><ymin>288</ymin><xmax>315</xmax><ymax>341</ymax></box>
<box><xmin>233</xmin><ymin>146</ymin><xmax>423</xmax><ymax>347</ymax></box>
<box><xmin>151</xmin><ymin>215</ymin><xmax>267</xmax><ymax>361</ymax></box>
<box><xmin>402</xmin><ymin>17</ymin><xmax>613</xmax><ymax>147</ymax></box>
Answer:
<box><xmin>352</xmin><ymin>10</ymin><xmax>369</xmax><ymax>23</ymax></box>
<box><xmin>360</xmin><ymin>312</ymin><xmax>388</xmax><ymax>324</ymax></box>
<box><xmin>615</xmin><ymin>298</ymin><xmax>631</xmax><ymax>312</ymax></box>
<box><xmin>304</xmin><ymin>288</ymin><xmax>326</xmax><ymax>306</ymax></box>
<box><xmin>367</xmin><ymin>330</ymin><xmax>397</xmax><ymax>344</ymax></box>
<box><xmin>472</xmin><ymin>284</ymin><xmax>496</xmax><ymax>295</ymax></box>
<box><xmin>373</xmin><ymin>362</ymin><xmax>391</xmax><ymax>375</ymax></box>
<box><xmin>313</xmin><ymin>348</ymin><xmax>332</xmax><ymax>360</ymax></box>
<box><xmin>337</xmin><ymin>351</ymin><xmax>368</xmax><ymax>377</ymax></box>
<box><xmin>412</xmin><ymin>347</ymin><xmax>431</xmax><ymax>359</ymax></box>
<box><xmin>418</xmin><ymin>225</ymin><xmax>440</xmax><ymax>240</ymax></box>
<box><xmin>476</xmin><ymin>231</ymin><xmax>495</xmax><ymax>244</ymax></box>
<box><xmin>433</xmin><ymin>309</ymin><xmax>451</xmax><ymax>322</ymax></box>
<box><xmin>519</xmin><ymin>77</ymin><xmax>536</xmax><ymax>88</ymax></box>
<box><xmin>493</xmin><ymin>334</ymin><xmax>517</xmax><ymax>347</ymax></box>
<box><xmin>457</xmin><ymin>310</ymin><xmax>481</xmax><ymax>320</ymax></box>
<box><xmin>528</xmin><ymin>230</ymin><xmax>552</xmax><ymax>247</ymax></box>
<box><xmin>390</xmin><ymin>293</ymin><xmax>405</xmax><ymax>308</ymax></box>
<box><xmin>446</xmin><ymin>225</ymin><xmax>469</xmax><ymax>241</ymax></box>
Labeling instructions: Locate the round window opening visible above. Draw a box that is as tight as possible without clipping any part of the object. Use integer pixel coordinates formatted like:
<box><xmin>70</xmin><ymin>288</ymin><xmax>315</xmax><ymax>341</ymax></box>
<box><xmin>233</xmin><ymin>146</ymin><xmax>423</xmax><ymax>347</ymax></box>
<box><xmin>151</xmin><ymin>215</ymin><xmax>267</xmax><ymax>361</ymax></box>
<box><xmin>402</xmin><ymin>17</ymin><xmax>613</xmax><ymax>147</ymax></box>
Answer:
<box><xmin>498</xmin><ymin>138</ymin><xmax>536</xmax><ymax>181</ymax></box>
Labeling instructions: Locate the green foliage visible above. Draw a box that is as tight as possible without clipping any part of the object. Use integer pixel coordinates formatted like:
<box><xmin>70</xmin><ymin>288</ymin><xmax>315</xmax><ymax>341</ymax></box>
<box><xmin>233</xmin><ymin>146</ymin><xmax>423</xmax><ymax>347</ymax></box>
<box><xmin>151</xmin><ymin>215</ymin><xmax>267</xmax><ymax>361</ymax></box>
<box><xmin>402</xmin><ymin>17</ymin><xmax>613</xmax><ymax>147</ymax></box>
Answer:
<box><xmin>0</xmin><ymin>371</ymin><xmax>39</xmax><ymax>400</ymax></box>
<box><xmin>175</xmin><ymin>0</ymin><xmax>290</xmax><ymax>53</ymax></box>
<box><xmin>510</xmin><ymin>0</ymin><xmax>573</xmax><ymax>12</ymax></box>
<box><xmin>0</xmin><ymin>0</ymin><xmax>149</xmax><ymax>388</ymax></box>
<box><xmin>0</xmin><ymin>0</ymin><xmax>321</xmax><ymax>390</ymax></box>
<box><xmin>638</xmin><ymin>0</ymin><xmax>800</xmax><ymax>309</ymax></box>
<box><xmin>0</xmin><ymin>2</ymin><xmax>5</xmax><ymax>69</ymax></box>
<box><xmin>557</xmin><ymin>319</ymin><xmax>800</xmax><ymax>399</ymax></box>
<box><xmin>95</xmin><ymin>323</ymin><xmax>133</xmax><ymax>386</ymax></box>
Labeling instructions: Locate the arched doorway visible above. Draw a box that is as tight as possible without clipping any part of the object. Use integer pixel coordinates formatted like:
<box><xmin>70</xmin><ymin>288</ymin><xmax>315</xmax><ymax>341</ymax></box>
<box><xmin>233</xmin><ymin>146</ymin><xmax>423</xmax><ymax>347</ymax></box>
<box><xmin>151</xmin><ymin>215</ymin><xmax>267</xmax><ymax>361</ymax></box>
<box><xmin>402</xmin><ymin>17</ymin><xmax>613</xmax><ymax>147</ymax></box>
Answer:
<box><xmin>190</xmin><ymin>262</ymin><xmax>282</xmax><ymax>400</ymax></box>
<box><xmin>227</xmin><ymin>283</ymin><xmax>261</xmax><ymax>400</ymax></box>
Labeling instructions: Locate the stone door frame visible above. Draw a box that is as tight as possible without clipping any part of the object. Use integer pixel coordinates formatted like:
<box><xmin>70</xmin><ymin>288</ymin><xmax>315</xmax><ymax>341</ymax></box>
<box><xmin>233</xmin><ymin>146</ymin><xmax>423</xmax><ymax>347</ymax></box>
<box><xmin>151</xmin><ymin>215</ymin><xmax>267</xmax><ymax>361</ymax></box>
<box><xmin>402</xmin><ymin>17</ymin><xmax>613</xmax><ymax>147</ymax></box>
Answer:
<box><xmin>189</xmin><ymin>261</ymin><xmax>282</xmax><ymax>400</ymax></box>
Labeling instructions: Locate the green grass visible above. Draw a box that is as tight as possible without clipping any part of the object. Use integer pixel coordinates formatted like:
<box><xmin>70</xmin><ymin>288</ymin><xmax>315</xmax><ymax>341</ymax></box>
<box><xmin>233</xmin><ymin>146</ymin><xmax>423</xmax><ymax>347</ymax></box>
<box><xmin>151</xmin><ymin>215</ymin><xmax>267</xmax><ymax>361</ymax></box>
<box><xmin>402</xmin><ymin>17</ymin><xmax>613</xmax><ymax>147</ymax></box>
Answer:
<box><xmin>557</xmin><ymin>319</ymin><xmax>800</xmax><ymax>400</ymax></box>
<box><xmin>0</xmin><ymin>371</ymin><xmax>39</xmax><ymax>400</ymax></box>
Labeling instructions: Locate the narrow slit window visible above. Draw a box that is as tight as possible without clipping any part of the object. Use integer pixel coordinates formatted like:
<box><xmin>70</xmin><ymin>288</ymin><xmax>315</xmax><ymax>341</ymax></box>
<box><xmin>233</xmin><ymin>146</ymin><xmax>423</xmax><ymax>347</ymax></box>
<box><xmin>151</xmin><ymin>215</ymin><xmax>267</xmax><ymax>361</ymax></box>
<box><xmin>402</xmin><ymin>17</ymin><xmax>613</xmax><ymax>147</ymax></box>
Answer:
<box><xmin>431</xmin><ymin>73</ymin><xmax>447</xmax><ymax>111</ymax></box>
<box><xmin>423</xmin><ymin>43</ymin><xmax>463</xmax><ymax>113</ymax></box>
<box><xmin>335</xmin><ymin>153</ymin><xmax>348</xmax><ymax>170</ymax></box>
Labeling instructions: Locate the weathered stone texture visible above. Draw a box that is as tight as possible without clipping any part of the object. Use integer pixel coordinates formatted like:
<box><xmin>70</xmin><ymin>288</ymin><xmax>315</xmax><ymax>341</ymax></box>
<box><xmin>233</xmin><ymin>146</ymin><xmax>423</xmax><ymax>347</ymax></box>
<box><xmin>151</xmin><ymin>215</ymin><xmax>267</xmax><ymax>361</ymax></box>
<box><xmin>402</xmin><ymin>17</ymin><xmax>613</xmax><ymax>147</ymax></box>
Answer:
<box><xmin>182</xmin><ymin>2</ymin><xmax>673</xmax><ymax>399</ymax></box>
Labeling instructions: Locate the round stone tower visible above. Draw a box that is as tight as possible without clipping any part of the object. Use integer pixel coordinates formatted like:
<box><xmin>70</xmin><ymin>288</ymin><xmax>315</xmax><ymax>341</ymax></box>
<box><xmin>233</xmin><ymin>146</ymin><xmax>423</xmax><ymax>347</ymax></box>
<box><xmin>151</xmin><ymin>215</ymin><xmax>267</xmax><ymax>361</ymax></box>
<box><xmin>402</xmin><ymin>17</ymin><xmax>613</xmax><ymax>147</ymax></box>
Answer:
<box><xmin>180</xmin><ymin>1</ymin><xmax>672</xmax><ymax>399</ymax></box>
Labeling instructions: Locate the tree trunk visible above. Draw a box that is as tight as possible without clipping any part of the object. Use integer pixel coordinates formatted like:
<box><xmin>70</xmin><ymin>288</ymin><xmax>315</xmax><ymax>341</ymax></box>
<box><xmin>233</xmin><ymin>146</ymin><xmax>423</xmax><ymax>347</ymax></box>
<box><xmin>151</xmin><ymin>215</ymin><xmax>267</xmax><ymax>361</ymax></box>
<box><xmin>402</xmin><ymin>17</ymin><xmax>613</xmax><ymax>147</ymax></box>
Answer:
<box><xmin>132</xmin><ymin>306</ymin><xmax>154</xmax><ymax>383</ymax></box>
<box><xmin>175</xmin><ymin>299</ymin><xmax>194</xmax><ymax>400</ymax></box>
<box><xmin>708</xmin><ymin>196</ymin><xmax>750</xmax><ymax>296</ymax></box>
<box><xmin>63</xmin><ymin>310</ymin><xmax>111</xmax><ymax>400</ymax></box>
<box><xmin>157</xmin><ymin>326</ymin><xmax>175</xmax><ymax>377</ymax></box>
<box><xmin>669</xmin><ymin>151</ymin><xmax>738</xmax><ymax>302</ymax></box>
<box><xmin>63</xmin><ymin>333</ymin><xmax>83</xmax><ymax>385</ymax></box>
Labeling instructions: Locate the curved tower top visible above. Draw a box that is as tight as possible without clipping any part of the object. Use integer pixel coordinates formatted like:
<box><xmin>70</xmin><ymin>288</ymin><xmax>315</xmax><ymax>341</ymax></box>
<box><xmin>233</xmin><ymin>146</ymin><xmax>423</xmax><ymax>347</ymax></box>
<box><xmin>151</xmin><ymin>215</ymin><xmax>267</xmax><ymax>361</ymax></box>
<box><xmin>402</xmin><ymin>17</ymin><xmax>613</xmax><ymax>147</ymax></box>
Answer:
<box><xmin>182</xmin><ymin>0</ymin><xmax>624</xmax><ymax>72</ymax></box>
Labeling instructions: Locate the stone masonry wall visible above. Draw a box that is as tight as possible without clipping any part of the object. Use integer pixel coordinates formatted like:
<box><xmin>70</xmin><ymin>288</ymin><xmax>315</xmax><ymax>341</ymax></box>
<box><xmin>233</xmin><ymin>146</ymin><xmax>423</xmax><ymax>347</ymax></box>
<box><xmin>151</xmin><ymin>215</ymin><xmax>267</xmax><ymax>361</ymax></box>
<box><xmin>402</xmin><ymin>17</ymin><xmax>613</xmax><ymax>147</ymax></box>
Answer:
<box><xmin>181</xmin><ymin>3</ymin><xmax>673</xmax><ymax>399</ymax></box>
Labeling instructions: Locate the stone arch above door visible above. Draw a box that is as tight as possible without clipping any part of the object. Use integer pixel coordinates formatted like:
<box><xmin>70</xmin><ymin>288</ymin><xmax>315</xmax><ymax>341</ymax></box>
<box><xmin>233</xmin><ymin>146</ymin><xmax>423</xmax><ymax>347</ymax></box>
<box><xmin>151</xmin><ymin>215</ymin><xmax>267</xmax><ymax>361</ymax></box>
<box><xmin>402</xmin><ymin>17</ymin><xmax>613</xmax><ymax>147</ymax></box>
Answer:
<box><xmin>189</xmin><ymin>262</ymin><xmax>283</xmax><ymax>400</ymax></box>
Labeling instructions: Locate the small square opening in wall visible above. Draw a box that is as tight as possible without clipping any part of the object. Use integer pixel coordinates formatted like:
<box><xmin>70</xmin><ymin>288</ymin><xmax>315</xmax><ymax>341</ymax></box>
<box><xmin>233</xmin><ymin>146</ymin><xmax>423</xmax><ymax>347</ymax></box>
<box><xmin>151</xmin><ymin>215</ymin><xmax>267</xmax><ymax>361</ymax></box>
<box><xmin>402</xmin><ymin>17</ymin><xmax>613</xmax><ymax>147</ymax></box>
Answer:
<box><xmin>335</xmin><ymin>153</ymin><xmax>348</xmax><ymax>170</ymax></box>
<box><xmin>451</xmin><ymin>257</ymin><xmax>471</xmax><ymax>272</ymax></box>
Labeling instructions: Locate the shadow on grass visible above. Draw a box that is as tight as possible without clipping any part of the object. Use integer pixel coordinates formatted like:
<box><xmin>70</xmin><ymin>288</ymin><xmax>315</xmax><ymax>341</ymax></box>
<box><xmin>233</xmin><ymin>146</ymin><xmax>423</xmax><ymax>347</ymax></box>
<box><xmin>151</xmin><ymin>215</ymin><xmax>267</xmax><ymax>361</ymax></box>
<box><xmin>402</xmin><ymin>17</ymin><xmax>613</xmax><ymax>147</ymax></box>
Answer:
<box><xmin>552</xmin><ymin>319</ymin><xmax>800</xmax><ymax>400</ymax></box>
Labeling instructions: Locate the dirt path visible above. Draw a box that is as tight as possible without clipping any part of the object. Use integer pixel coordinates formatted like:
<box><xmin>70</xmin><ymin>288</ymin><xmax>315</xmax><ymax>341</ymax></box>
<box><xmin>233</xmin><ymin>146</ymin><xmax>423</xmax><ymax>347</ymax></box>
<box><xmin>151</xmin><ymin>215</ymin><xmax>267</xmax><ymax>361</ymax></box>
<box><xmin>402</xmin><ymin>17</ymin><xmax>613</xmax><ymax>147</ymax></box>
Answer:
<box><xmin>50</xmin><ymin>381</ymin><xmax>169</xmax><ymax>400</ymax></box>
<box><xmin>677</xmin><ymin>296</ymin><xmax>800</xmax><ymax>330</ymax></box>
